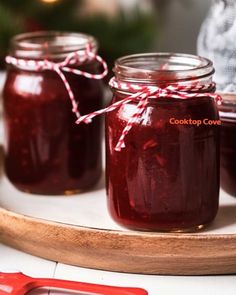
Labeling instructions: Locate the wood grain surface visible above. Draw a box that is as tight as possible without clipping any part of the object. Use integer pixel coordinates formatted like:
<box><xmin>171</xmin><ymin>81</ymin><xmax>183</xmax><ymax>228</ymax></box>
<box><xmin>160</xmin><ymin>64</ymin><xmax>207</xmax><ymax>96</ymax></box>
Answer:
<box><xmin>1</xmin><ymin>206</ymin><xmax>236</xmax><ymax>275</ymax></box>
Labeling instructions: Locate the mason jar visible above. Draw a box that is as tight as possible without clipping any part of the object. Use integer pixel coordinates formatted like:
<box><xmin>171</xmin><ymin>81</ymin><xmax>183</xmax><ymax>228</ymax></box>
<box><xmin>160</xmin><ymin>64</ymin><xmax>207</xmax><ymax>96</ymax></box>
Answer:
<box><xmin>106</xmin><ymin>53</ymin><xmax>220</xmax><ymax>232</ymax></box>
<box><xmin>3</xmin><ymin>31</ymin><xmax>105</xmax><ymax>195</ymax></box>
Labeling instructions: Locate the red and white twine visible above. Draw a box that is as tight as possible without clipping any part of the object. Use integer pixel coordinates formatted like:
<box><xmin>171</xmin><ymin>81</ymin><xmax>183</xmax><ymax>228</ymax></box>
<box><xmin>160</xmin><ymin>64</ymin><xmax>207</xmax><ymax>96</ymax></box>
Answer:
<box><xmin>76</xmin><ymin>77</ymin><xmax>222</xmax><ymax>151</ymax></box>
<box><xmin>6</xmin><ymin>48</ymin><xmax>222</xmax><ymax>152</ymax></box>
<box><xmin>6</xmin><ymin>44</ymin><xmax>108</xmax><ymax>119</ymax></box>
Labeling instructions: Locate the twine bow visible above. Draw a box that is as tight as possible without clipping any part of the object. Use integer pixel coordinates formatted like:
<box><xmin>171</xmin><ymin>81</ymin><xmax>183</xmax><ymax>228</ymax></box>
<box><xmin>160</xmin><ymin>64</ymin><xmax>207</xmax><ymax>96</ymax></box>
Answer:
<box><xmin>6</xmin><ymin>44</ymin><xmax>108</xmax><ymax>119</ymax></box>
<box><xmin>76</xmin><ymin>77</ymin><xmax>222</xmax><ymax>151</ymax></box>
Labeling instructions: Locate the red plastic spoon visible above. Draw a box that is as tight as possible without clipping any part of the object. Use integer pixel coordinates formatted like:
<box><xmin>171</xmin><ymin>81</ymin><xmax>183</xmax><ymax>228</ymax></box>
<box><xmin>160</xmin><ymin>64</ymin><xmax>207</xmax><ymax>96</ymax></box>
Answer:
<box><xmin>0</xmin><ymin>272</ymin><xmax>148</xmax><ymax>295</ymax></box>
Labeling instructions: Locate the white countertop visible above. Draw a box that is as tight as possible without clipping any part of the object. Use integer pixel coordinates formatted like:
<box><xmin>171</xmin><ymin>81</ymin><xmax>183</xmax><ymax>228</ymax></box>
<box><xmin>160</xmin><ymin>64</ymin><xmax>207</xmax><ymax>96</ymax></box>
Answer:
<box><xmin>1</xmin><ymin>243</ymin><xmax>236</xmax><ymax>295</ymax></box>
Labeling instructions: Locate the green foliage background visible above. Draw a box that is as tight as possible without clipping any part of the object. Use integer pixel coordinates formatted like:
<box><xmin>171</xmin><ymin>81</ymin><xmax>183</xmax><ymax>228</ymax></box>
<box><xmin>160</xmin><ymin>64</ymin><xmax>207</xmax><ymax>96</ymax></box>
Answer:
<box><xmin>0</xmin><ymin>0</ymin><xmax>158</xmax><ymax>69</ymax></box>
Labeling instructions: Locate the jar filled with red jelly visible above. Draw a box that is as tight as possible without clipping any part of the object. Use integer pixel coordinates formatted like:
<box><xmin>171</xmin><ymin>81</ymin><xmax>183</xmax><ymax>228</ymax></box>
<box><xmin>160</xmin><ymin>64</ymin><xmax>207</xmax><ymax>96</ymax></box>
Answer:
<box><xmin>218</xmin><ymin>93</ymin><xmax>236</xmax><ymax>197</ymax></box>
<box><xmin>106</xmin><ymin>53</ymin><xmax>221</xmax><ymax>232</ymax></box>
<box><xmin>3</xmin><ymin>31</ymin><xmax>105</xmax><ymax>195</ymax></box>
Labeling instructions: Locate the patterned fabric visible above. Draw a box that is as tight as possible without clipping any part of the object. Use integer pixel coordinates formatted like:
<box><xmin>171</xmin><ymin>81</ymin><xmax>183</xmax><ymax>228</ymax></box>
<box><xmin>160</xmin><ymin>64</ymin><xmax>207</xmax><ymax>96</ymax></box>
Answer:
<box><xmin>198</xmin><ymin>0</ymin><xmax>236</xmax><ymax>92</ymax></box>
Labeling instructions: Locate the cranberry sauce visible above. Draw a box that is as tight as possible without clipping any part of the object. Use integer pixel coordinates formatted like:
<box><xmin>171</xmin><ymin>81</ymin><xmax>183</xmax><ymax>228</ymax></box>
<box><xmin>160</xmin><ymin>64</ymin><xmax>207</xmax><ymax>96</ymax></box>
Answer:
<box><xmin>106</xmin><ymin>93</ymin><xmax>220</xmax><ymax>231</ymax></box>
<box><xmin>220</xmin><ymin>120</ymin><xmax>236</xmax><ymax>196</ymax></box>
<box><xmin>219</xmin><ymin>96</ymin><xmax>236</xmax><ymax>196</ymax></box>
<box><xmin>3</xmin><ymin>61</ymin><xmax>103</xmax><ymax>195</ymax></box>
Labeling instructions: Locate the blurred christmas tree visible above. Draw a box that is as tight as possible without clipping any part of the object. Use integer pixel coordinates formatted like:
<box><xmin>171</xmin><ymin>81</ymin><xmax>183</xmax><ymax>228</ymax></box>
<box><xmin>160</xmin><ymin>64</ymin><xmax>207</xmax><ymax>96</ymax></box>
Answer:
<box><xmin>0</xmin><ymin>0</ymin><xmax>158</xmax><ymax>69</ymax></box>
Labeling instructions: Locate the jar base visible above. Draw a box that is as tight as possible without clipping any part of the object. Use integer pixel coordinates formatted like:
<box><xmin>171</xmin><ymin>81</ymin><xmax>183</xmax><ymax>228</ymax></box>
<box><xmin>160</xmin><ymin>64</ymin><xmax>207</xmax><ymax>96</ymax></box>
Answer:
<box><xmin>113</xmin><ymin>220</ymin><xmax>212</xmax><ymax>233</ymax></box>
<box><xmin>11</xmin><ymin>187</ymin><xmax>85</xmax><ymax>196</ymax></box>
<box><xmin>160</xmin><ymin>223</ymin><xmax>207</xmax><ymax>233</ymax></box>
<box><xmin>6</xmin><ymin>174</ymin><xmax>102</xmax><ymax>196</ymax></box>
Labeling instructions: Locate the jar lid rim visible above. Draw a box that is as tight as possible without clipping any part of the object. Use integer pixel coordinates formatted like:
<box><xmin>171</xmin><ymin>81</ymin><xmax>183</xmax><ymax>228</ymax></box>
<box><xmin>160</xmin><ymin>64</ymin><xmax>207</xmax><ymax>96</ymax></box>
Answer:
<box><xmin>114</xmin><ymin>52</ymin><xmax>214</xmax><ymax>83</ymax></box>
<box><xmin>10</xmin><ymin>31</ymin><xmax>98</xmax><ymax>59</ymax></box>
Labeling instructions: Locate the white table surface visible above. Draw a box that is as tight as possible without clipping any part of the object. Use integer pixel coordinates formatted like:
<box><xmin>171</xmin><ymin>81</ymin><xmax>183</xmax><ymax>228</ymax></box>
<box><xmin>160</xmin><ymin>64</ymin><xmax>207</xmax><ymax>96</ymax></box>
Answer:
<box><xmin>1</xmin><ymin>71</ymin><xmax>236</xmax><ymax>294</ymax></box>
<box><xmin>1</xmin><ymin>242</ymin><xmax>236</xmax><ymax>295</ymax></box>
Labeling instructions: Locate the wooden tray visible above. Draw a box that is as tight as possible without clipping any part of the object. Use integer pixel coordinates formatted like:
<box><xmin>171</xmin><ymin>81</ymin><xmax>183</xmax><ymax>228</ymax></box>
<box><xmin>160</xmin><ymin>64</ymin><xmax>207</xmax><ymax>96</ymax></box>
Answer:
<box><xmin>0</xmin><ymin>148</ymin><xmax>236</xmax><ymax>276</ymax></box>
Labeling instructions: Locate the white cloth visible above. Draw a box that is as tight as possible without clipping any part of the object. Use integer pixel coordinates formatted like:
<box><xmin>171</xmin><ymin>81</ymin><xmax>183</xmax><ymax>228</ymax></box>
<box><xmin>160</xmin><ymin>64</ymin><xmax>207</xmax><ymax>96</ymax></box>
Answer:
<box><xmin>198</xmin><ymin>0</ymin><xmax>236</xmax><ymax>92</ymax></box>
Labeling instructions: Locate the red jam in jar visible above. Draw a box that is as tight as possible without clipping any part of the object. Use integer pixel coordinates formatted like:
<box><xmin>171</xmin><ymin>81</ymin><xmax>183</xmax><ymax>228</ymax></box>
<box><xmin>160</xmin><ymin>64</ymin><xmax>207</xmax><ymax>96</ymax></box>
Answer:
<box><xmin>106</xmin><ymin>53</ymin><xmax>220</xmax><ymax>232</ymax></box>
<box><xmin>3</xmin><ymin>32</ymin><xmax>104</xmax><ymax>195</ymax></box>
<box><xmin>218</xmin><ymin>93</ymin><xmax>236</xmax><ymax>196</ymax></box>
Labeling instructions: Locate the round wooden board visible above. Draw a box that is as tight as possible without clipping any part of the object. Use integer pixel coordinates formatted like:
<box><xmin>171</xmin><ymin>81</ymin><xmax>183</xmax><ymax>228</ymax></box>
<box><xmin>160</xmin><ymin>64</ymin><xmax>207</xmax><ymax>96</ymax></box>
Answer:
<box><xmin>1</xmin><ymin>206</ymin><xmax>236</xmax><ymax>275</ymax></box>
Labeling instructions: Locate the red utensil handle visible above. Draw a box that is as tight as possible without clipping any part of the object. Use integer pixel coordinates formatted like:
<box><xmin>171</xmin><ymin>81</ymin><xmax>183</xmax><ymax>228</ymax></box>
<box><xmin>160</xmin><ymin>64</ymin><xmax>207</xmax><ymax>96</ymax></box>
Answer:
<box><xmin>33</xmin><ymin>278</ymin><xmax>148</xmax><ymax>295</ymax></box>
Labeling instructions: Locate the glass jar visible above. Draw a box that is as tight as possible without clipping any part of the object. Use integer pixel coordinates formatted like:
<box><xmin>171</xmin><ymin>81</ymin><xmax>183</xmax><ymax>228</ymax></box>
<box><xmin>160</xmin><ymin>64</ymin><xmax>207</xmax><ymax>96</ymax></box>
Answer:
<box><xmin>218</xmin><ymin>93</ymin><xmax>236</xmax><ymax>196</ymax></box>
<box><xmin>3</xmin><ymin>31</ymin><xmax>104</xmax><ymax>195</ymax></box>
<box><xmin>106</xmin><ymin>53</ymin><xmax>220</xmax><ymax>232</ymax></box>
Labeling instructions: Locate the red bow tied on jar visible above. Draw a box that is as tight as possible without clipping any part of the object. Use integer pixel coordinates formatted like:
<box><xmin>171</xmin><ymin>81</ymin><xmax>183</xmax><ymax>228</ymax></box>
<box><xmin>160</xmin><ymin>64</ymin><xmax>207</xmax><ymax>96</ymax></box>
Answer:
<box><xmin>6</xmin><ymin>43</ymin><xmax>108</xmax><ymax>119</ymax></box>
<box><xmin>76</xmin><ymin>76</ymin><xmax>222</xmax><ymax>151</ymax></box>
